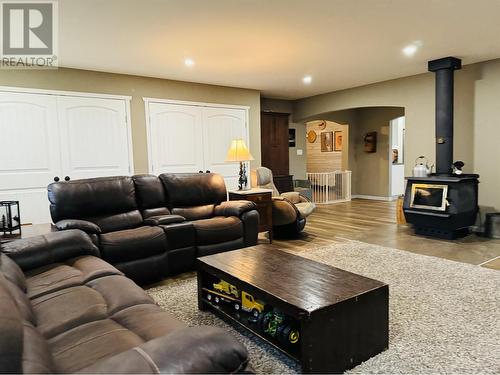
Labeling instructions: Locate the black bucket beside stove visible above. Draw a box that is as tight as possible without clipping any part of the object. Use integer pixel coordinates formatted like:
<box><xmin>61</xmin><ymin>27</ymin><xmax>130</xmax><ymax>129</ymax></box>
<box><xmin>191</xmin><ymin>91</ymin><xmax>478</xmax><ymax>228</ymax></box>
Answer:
<box><xmin>403</xmin><ymin>57</ymin><xmax>480</xmax><ymax>240</ymax></box>
<box><xmin>404</xmin><ymin>174</ymin><xmax>479</xmax><ymax>239</ymax></box>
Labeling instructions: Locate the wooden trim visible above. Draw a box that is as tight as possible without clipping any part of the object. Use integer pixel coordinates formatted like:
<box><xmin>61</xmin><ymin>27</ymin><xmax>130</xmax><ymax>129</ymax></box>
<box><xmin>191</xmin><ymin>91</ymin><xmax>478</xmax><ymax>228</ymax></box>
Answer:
<box><xmin>143</xmin><ymin>97</ymin><xmax>250</xmax><ymax>110</ymax></box>
<box><xmin>0</xmin><ymin>85</ymin><xmax>132</xmax><ymax>101</ymax></box>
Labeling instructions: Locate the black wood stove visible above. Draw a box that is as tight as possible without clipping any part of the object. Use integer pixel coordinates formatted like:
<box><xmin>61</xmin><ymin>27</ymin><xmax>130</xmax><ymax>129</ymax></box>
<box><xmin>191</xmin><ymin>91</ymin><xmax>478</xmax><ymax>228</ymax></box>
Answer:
<box><xmin>403</xmin><ymin>57</ymin><xmax>479</xmax><ymax>240</ymax></box>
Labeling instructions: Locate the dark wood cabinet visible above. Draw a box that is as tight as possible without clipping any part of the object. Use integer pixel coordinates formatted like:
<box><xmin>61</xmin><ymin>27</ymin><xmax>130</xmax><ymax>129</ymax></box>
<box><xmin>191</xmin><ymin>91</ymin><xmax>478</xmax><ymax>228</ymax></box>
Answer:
<box><xmin>261</xmin><ymin>112</ymin><xmax>289</xmax><ymax>176</ymax></box>
<box><xmin>273</xmin><ymin>174</ymin><xmax>294</xmax><ymax>194</ymax></box>
<box><xmin>229</xmin><ymin>189</ymin><xmax>273</xmax><ymax>243</ymax></box>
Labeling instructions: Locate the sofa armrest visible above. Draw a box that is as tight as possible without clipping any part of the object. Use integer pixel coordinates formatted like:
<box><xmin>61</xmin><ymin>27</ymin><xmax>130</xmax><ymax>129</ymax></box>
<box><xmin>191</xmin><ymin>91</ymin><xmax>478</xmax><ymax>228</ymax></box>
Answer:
<box><xmin>280</xmin><ymin>191</ymin><xmax>301</xmax><ymax>204</ymax></box>
<box><xmin>55</xmin><ymin>219</ymin><xmax>101</xmax><ymax>234</ymax></box>
<box><xmin>77</xmin><ymin>327</ymin><xmax>250</xmax><ymax>374</ymax></box>
<box><xmin>143</xmin><ymin>214</ymin><xmax>186</xmax><ymax>226</ymax></box>
<box><xmin>272</xmin><ymin>197</ymin><xmax>301</xmax><ymax>225</ymax></box>
<box><xmin>1</xmin><ymin>230</ymin><xmax>100</xmax><ymax>272</ymax></box>
<box><xmin>298</xmin><ymin>194</ymin><xmax>313</xmax><ymax>203</ymax></box>
<box><xmin>214</xmin><ymin>200</ymin><xmax>257</xmax><ymax>217</ymax></box>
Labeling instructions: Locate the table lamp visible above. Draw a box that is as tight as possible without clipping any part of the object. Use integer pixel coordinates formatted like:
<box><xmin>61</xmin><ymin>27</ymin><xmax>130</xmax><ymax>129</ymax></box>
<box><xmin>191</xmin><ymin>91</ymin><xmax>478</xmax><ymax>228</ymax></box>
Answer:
<box><xmin>225</xmin><ymin>139</ymin><xmax>254</xmax><ymax>190</ymax></box>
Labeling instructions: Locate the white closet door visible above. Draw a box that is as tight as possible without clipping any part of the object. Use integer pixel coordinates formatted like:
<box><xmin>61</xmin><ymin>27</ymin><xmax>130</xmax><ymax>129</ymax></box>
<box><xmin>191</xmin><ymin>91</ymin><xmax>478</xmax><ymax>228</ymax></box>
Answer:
<box><xmin>57</xmin><ymin>96</ymin><xmax>131</xmax><ymax>180</ymax></box>
<box><xmin>148</xmin><ymin>103</ymin><xmax>204</xmax><ymax>175</ymax></box>
<box><xmin>202</xmin><ymin>107</ymin><xmax>247</xmax><ymax>190</ymax></box>
<box><xmin>0</xmin><ymin>92</ymin><xmax>60</xmax><ymax>224</ymax></box>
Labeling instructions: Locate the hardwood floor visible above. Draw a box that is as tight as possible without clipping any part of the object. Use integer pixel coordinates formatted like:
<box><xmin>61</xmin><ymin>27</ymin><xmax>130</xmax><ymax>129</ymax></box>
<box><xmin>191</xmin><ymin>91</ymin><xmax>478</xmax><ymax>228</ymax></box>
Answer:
<box><xmin>259</xmin><ymin>199</ymin><xmax>500</xmax><ymax>270</ymax></box>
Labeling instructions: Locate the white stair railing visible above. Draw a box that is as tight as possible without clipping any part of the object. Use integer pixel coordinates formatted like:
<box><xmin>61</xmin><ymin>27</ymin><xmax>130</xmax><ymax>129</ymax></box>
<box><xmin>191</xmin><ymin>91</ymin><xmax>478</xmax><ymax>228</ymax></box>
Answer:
<box><xmin>306</xmin><ymin>171</ymin><xmax>352</xmax><ymax>204</ymax></box>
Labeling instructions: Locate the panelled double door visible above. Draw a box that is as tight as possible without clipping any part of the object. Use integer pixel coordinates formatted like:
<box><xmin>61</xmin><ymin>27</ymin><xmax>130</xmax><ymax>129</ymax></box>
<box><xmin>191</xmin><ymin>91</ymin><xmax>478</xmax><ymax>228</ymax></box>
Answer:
<box><xmin>0</xmin><ymin>91</ymin><xmax>133</xmax><ymax>224</ymax></box>
<box><xmin>147</xmin><ymin>101</ymin><xmax>249</xmax><ymax>190</ymax></box>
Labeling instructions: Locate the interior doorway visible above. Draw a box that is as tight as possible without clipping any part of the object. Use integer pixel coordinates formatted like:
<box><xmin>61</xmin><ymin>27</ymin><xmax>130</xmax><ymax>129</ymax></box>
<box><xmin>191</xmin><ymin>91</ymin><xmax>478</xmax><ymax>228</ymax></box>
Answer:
<box><xmin>389</xmin><ymin>116</ymin><xmax>406</xmax><ymax>197</ymax></box>
<box><xmin>303</xmin><ymin>106</ymin><xmax>405</xmax><ymax>201</ymax></box>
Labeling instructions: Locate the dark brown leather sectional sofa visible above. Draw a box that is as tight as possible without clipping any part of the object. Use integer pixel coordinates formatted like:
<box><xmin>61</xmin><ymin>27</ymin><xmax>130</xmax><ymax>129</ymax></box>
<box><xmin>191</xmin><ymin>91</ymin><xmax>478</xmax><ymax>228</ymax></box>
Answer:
<box><xmin>0</xmin><ymin>230</ymin><xmax>250</xmax><ymax>373</ymax></box>
<box><xmin>47</xmin><ymin>173</ymin><xmax>259</xmax><ymax>283</ymax></box>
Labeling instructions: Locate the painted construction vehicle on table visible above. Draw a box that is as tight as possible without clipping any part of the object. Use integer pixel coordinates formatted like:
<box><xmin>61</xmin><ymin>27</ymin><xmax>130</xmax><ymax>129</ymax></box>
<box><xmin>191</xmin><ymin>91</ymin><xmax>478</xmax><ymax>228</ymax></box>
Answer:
<box><xmin>203</xmin><ymin>279</ymin><xmax>265</xmax><ymax>318</ymax></box>
<box><xmin>261</xmin><ymin>309</ymin><xmax>300</xmax><ymax>348</ymax></box>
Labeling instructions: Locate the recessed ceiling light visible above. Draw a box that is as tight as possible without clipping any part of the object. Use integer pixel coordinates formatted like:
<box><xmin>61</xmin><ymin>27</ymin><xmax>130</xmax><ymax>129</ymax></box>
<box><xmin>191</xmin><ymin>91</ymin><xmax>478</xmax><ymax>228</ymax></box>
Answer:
<box><xmin>402</xmin><ymin>41</ymin><xmax>422</xmax><ymax>57</ymax></box>
<box><xmin>184</xmin><ymin>58</ymin><xmax>195</xmax><ymax>67</ymax></box>
<box><xmin>302</xmin><ymin>75</ymin><xmax>312</xmax><ymax>84</ymax></box>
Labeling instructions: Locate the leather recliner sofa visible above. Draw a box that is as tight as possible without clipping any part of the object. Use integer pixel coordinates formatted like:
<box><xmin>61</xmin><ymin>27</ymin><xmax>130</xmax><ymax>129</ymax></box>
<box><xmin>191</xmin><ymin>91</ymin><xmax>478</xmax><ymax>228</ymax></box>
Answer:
<box><xmin>47</xmin><ymin>173</ymin><xmax>259</xmax><ymax>284</ymax></box>
<box><xmin>0</xmin><ymin>230</ymin><xmax>250</xmax><ymax>373</ymax></box>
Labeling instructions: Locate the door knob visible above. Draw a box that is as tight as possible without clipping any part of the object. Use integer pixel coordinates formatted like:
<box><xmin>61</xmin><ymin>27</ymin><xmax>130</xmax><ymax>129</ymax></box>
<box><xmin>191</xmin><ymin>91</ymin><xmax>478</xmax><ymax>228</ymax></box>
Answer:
<box><xmin>206</xmin><ymin>170</ymin><xmax>211</xmax><ymax>173</ymax></box>
<box><xmin>64</xmin><ymin>176</ymin><xmax>70</xmax><ymax>181</ymax></box>
<box><xmin>53</xmin><ymin>176</ymin><xmax>60</xmax><ymax>182</ymax></box>
<box><xmin>199</xmin><ymin>170</ymin><xmax>203</xmax><ymax>173</ymax></box>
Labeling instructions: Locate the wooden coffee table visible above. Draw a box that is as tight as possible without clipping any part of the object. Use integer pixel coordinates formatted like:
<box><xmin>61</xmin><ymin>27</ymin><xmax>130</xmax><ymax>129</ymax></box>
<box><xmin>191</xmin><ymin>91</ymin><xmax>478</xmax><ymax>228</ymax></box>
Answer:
<box><xmin>197</xmin><ymin>246</ymin><xmax>389</xmax><ymax>373</ymax></box>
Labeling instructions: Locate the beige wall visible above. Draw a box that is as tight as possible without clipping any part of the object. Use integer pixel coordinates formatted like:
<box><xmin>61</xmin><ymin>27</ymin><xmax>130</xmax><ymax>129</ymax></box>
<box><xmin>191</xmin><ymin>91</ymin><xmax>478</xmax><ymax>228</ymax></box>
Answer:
<box><xmin>293</xmin><ymin>59</ymin><xmax>500</xmax><ymax>209</ymax></box>
<box><xmin>0</xmin><ymin>68</ymin><xmax>261</xmax><ymax>174</ymax></box>
<box><xmin>351</xmin><ymin>107</ymin><xmax>404</xmax><ymax>196</ymax></box>
<box><xmin>473</xmin><ymin>60</ymin><xmax>500</xmax><ymax>212</ymax></box>
<box><xmin>260</xmin><ymin>98</ymin><xmax>307</xmax><ymax>179</ymax></box>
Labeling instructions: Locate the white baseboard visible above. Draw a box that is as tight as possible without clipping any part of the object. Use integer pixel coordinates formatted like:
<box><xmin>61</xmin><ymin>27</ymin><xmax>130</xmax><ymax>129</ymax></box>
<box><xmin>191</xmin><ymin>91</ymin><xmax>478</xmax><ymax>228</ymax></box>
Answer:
<box><xmin>352</xmin><ymin>195</ymin><xmax>399</xmax><ymax>201</ymax></box>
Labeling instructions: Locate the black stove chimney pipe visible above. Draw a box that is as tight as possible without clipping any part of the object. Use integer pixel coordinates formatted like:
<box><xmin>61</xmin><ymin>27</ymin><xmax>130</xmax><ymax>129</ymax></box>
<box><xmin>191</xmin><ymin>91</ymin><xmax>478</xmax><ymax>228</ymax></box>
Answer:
<box><xmin>428</xmin><ymin>57</ymin><xmax>462</xmax><ymax>175</ymax></box>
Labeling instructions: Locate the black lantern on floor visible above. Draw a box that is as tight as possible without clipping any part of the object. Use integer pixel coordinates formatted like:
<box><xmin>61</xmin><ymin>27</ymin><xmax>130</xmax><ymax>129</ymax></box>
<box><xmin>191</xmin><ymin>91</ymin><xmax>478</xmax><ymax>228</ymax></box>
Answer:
<box><xmin>0</xmin><ymin>201</ymin><xmax>21</xmax><ymax>236</ymax></box>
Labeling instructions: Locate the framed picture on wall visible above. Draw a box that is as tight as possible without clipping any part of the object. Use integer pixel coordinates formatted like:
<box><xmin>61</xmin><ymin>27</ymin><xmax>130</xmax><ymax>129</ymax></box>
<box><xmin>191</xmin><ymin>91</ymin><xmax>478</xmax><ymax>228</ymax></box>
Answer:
<box><xmin>289</xmin><ymin>129</ymin><xmax>296</xmax><ymax>147</ymax></box>
<box><xmin>334</xmin><ymin>131</ymin><xmax>343</xmax><ymax>151</ymax></box>
<box><xmin>321</xmin><ymin>131</ymin><xmax>333</xmax><ymax>152</ymax></box>
<box><xmin>364</xmin><ymin>131</ymin><xmax>377</xmax><ymax>153</ymax></box>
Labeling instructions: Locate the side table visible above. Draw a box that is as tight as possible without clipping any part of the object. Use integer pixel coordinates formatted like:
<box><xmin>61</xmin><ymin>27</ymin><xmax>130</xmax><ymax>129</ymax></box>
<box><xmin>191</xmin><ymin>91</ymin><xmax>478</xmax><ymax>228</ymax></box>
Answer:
<box><xmin>228</xmin><ymin>188</ymin><xmax>273</xmax><ymax>243</ymax></box>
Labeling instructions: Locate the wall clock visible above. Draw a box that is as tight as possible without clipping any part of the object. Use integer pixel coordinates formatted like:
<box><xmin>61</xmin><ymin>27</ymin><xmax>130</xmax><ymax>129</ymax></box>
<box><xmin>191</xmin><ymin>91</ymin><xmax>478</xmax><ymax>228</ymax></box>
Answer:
<box><xmin>307</xmin><ymin>130</ymin><xmax>317</xmax><ymax>143</ymax></box>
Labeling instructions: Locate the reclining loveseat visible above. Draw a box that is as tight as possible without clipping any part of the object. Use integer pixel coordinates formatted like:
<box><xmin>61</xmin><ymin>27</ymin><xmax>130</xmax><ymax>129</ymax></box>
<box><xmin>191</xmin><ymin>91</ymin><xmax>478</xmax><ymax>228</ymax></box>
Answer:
<box><xmin>0</xmin><ymin>230</ymin><xmax>250</xmax><ymax>373</ymax></box>
<box><xmin>47</xmin><ymin>173</ymin><xmax>259</xmax><ymax>283</ymax></box>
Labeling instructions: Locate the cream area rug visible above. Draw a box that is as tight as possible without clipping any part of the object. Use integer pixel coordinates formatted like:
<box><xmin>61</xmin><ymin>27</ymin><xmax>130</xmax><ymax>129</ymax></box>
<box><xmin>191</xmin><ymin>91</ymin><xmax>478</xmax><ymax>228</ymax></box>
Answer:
<box><xmin>147</xmin><ymin>240</ymin><xmax>500</xmax><ymax>374</ymax></box>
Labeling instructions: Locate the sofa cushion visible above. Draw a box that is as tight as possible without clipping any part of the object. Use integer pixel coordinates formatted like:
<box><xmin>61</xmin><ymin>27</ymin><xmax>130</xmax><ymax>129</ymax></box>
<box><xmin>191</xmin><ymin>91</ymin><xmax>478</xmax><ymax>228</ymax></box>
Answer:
<box><xmin>49</xmin><ymin>318</ymin><xmax>144</xmax><ymax>373</ymax></box>
<box><xmin>87</xmin><ymin>275</ymin><xmax>154</xmax><ymax>315</ymax></box>
<box><xmin>99</xmin><ymin>226</ymin><xmax>167</xmax><ymax>263</ymax></box>
<box><xmin>193</xmin><ymin>216</ymin><xmax>243</xmax><ymax>245</ymax></box>
<box><xmin>26</xmin><ymin>256</ymin><xmax>122</xmax><ymax>300</ymax></box>
<box><xmin>112</xmin><ymin>304</ymin><xmax>186</xmax><ymax>340</ymax></box>
<box><xmin>172</xmin><ymin>204</ymin><xmax>215</xmax><ymax>220</ymax></box>
<box><xmin>91</xmin><ymin>210</ymin><xmax>143</xmax><ymax>233</ymax></box>
<box><xmin>48</xmin><ymin>176</ymin><xmax>138</xmax><ymax>223</ymax></box>
<box><xmin>32</xmin><ymin>286</ymin><xmax>109</xmax><ymax>338</ymax></box>
<box><xmin>132</xmin><ymin>175</ymin><xmax>170</xmax><ymax>219</ymax></box>
<box><xmin>160</xmin><ymin>173</ymin><xmax>227</xmax><ymax>208</ymax></box>
<box><xmin>42</xmin><ymin>275</ymin><xmax>178</xmax><ymax>373</ymax></box>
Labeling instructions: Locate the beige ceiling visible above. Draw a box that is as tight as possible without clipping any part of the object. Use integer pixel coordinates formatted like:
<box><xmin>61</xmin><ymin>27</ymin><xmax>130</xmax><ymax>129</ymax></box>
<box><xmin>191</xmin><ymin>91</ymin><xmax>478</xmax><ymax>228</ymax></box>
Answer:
<box><xmin>59</xmin><ymin>0</ymin><xmax>500</xmax><ymax>99</ymax></box>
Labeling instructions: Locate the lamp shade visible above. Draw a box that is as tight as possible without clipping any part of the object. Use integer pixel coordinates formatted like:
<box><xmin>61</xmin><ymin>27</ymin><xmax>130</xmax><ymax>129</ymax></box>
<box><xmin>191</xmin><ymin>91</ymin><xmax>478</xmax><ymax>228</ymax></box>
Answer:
<box><xmin>225</xmin><ymin>139</ymin><xmax>254</xmax><ymax>162</ymax></box>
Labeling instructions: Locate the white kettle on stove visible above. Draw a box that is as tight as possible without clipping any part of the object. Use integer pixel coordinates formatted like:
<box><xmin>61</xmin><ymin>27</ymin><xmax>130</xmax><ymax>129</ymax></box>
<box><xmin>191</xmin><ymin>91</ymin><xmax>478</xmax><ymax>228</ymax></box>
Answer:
<box><xmin>413</xmin><ymin>156</ymin><xmax>433</xmax><ymax>177</ymax></box>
